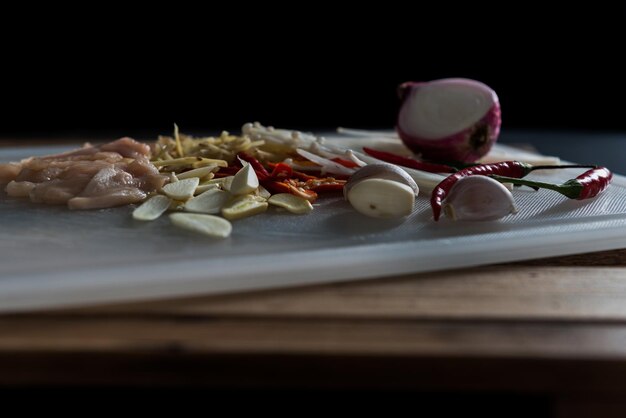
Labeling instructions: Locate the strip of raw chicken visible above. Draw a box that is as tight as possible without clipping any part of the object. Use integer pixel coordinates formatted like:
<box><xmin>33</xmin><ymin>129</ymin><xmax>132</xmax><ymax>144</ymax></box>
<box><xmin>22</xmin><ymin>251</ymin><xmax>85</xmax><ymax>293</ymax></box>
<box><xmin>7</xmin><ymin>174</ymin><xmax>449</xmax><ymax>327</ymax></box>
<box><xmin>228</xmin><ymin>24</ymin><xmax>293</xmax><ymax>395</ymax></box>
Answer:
<box><xmin>0</xmin><ymin>137</ymin><xmax>167</xmax><ymax>210</ymax></box>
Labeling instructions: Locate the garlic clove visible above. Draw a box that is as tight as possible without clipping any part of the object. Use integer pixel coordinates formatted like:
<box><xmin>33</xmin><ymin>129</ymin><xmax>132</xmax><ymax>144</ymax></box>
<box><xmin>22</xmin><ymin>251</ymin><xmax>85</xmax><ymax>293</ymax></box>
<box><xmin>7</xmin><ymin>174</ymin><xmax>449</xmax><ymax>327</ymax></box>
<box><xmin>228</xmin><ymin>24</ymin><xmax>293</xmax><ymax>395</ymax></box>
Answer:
<box><xmin>344</xmin><ymin>163</ymin><xmax>418</xmax><ymax>199</ymax></box>
<box><xmin>442</xmin><ymin>175</ymin><xmax>517</xmax><ymax>221</ymax></box>
<box><xmin>347</xmin><ymin>178</ymin><xmax>415</xmax><ymax>218</ymax></box>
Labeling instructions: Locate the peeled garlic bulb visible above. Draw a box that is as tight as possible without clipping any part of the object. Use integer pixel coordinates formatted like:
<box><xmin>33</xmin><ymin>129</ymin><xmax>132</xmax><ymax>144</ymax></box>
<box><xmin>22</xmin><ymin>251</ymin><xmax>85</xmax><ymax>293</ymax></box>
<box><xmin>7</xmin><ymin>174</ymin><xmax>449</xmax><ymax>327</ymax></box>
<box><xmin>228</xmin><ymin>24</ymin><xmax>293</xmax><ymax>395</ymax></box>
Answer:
<box><xmin>442</xmin><ymin>175</ymin><xmax>517</xmax><ymax>221</ymax></box>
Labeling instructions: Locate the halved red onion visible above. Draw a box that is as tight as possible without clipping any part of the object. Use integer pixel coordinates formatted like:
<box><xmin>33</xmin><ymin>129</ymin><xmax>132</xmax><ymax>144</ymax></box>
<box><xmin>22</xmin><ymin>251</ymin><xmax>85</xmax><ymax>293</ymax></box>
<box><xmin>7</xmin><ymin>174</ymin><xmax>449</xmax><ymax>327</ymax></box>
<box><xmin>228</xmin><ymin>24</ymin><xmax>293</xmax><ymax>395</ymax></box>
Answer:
<box><xmin>397</xmin><ymin>78</ymin><xmax>501</xmax><ymax>163</ymax></box>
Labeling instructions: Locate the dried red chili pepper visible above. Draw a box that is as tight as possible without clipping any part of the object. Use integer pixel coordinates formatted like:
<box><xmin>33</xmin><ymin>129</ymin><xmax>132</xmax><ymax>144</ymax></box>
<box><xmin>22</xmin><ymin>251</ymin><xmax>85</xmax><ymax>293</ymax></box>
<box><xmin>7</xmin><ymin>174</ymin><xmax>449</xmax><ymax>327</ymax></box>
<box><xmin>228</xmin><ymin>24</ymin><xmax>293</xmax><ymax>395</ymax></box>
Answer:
<box><xmin>490</xmin><ymin>166</ymin><xmax>613</xmax><ymax>200</ymax></box>
<box><xmin>363</xmin><ymin>147</ymin><xmax>457</xmax><ymax>173</ymax></box>
<box><xmin>269</xmin><ymin>162</ymin><xmax>293</xmax><ymax>179</ymax></box>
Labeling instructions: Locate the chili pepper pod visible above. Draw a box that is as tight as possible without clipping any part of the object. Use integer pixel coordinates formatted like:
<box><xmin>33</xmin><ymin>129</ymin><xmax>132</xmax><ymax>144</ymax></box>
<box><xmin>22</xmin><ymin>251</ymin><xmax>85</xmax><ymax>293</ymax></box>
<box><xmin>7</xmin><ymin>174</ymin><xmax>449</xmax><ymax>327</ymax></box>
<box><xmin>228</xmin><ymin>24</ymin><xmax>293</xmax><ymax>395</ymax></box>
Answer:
<box><xmin>490</xmin><ymin>166</ymin><xmax>613</xmax><ymax>200</ymax></box>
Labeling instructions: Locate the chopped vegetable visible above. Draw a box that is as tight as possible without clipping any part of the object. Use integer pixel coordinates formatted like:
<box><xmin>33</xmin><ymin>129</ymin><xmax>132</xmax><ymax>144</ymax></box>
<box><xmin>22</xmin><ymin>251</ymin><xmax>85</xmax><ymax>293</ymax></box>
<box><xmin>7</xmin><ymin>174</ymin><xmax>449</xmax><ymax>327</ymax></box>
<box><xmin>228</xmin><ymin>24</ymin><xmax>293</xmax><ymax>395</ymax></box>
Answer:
<box><xmin>222</xmin><ymin>195</ymin><xmax>268</xmax><ymax>220</ymax></box>
<box><xmin>268</xmin><ymin>193</ymin><xmax>314</xmax><ymax>214</ymax></box>
<box><xmin>184</xmin><ymin>189</ymin><xmax>230</xmax><ymax>214</ymax></box>
<box><xmin>162</xmin><ymin>177</ymin><xmax>200</xmax><ymax>201</ymax></box>
<box><xmin>177</xmin><ymin>165</ymin><xmax>218</xmax><ymax>180</ymax></box>
<box><xmin>133</xmin><ymin>195</ymin><xmax>172</xmax><ymax>221</ymax></box>
<box><xmin>229</xmin><ymin>163</ymin><xmax>259</xmax><ymax>196</ymax></box>
<box><xmin>170</xmin><ymin>213</ymin><xmax>232</xmax><ymax>238</ymax></box>
<box><xmin>194</xmin><ymin>183</ymin><xmax>220</xmax><ymax>195</ymax></box>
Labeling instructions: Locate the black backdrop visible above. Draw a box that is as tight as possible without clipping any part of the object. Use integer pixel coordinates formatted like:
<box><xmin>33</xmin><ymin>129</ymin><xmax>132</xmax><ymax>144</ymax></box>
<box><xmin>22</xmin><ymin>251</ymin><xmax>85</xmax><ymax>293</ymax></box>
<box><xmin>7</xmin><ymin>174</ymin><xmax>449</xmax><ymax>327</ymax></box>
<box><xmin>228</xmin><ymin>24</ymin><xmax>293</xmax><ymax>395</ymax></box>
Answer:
<box><xmin>1</xmin><ymin>3</ymin><xmax>625</xmax><ymax>137</ymax></box>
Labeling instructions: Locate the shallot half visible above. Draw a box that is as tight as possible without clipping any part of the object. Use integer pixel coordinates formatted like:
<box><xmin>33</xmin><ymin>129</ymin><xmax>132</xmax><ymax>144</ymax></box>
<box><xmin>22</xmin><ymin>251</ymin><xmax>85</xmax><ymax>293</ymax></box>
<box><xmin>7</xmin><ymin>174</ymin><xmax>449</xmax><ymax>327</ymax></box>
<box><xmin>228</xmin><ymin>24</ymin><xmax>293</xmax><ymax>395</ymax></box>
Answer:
<box><xmin>397</xmin><ymin>78</ymin><xmax>501</xmax><ymax>163</ymax></box>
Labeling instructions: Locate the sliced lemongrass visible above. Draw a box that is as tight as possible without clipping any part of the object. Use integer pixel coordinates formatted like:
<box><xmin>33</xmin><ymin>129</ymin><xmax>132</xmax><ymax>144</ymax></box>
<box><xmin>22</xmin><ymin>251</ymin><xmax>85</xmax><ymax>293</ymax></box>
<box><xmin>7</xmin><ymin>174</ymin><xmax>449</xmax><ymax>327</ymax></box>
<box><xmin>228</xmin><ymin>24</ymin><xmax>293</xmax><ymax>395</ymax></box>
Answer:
<box><xmin>174</xmin><ymin>123</ymin><xmax>184</xmax><ymax>157</ymax></box>
<box><xmin>132</xmin><ymin>195</ymin><xmax>172</xmax><ymax>221</ymax></box>
<box><xmin>222</xmin><ymin>195</ymin><xmax>268</xmax><ymax>220</ymax></box>
<box><xmin>177</xmin><ymin>164</ymin><xmax>218</xmax><ymax>180</ymax></box>
<box><xmin>162</xmin><ymin>177</ymin><xmax>200</xmax><ymax>200</ymax></box>
<box><xmin>184</xmin><ymin>189</ymin><xmax>230</xmax><ymax>214</ymax></box>
<box><xmin>230</xmin><ymin>164</ymin><xmax>259</xmax><ymax>195</ymax></box>
<box><xmin>268</xmin><ymin>193</ymin><xmax>313</xmax><ymax>214</ymax></box>
<box><xmin>255</xmin><ymin>185</ymin><xmax>271</xmax><ymax>200</ymax></box>
<box><xmin>153</xmin><ymin>157</ymin><xmax>228</xmax><ymax>168</ymax></box>
<box><xmin>169</xmin><ymin>213</ymin><xmax>232</xmax><ymax>238</ymax></box>
<box><xmin>194</xmin><ymin>183</ymin><xmax>220</xmax><ymax>195</ymax></box>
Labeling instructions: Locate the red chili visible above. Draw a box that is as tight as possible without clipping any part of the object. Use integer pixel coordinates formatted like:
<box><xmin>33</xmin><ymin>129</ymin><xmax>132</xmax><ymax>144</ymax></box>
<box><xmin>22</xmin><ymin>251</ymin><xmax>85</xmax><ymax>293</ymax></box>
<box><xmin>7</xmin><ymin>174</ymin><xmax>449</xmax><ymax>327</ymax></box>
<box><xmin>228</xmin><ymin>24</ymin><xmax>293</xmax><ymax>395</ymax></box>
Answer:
<box><xmin>431</xmin><ymin>161</ymin><xmax>533</xmax><ymax>221</ymax></box>
<box><xmin>331</xmin><ymin>157</ymin><xmax>360</xmax><ymax>169</ymax></box>
<box><xmin>570</xmin><ymin>167</ymin><xmax>613</xmax><ymax>200</ymax></box>
<box><xmin>304</xmin><ymin>178</ymin><xmax>346</xmax><ymax>193</ymax></box>
<box><xmin>363</xmin><ymin>147</ymin><xmax>457</xmax><ymax>174</ymax></box>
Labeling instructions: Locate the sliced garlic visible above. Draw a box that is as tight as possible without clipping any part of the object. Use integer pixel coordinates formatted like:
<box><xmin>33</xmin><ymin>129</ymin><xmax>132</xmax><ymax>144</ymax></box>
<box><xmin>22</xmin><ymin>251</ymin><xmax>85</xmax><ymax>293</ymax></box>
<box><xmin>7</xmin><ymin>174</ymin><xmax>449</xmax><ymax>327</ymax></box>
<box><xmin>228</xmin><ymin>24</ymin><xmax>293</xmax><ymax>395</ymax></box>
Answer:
<box><xmin>255</xmin><ymin>185</ymin><xmax>272</xmax><ymax>200</ymax></box>
<box><xmin>162</xmin><ymin>177</ymin><xmax>200</xmax><ymax>200</ymax></box>
<box><xmin>347</xmin><ymin>178</ymin><xmax>415</xmax><ymax>218</ymax></box>
<box><xmin>169</xmin><ymin>213</ymin><xmax>232</xmax><ymax>238</ymax></box>
<box><xmin>268</xmin><ymin>193</ymin><xmax>313</xmax><ymax>214</ymax></box>
<box><xmin>442</xmin><ymin>175</ymin><xmax>517</xmax><ymax>221</ymax></box>
<box><xmin>184</xmin><ymin>189</ymin><xmax>230</xmax><ymax>214</ymax></box>
<box><xmin>132</xmin><ymin>195</ymin><xmax>172</xmax><ymax>221</ymax></box>
<box><xmin>220</xmin><ymin>176</ymin><xmax>235</xmax><ymax>192</ymax></box>
<box><xmin>229</xmin><ymin>164</ymin><xmax>259</xmax><ymax>195</ymax></box>
<box><xmin>222</xmin><ymin>195</ymin><xmax>268</xmax><ymax>220</ymax></box>
<box><xmin>177</xmin><ymin>164</ymin><xmax>218</xmax><ymax>180</ymax></box>
<box><xmin>194</xmin><ymin>183</ymin><xmax>220</xmax><ymax>195</ymax></box>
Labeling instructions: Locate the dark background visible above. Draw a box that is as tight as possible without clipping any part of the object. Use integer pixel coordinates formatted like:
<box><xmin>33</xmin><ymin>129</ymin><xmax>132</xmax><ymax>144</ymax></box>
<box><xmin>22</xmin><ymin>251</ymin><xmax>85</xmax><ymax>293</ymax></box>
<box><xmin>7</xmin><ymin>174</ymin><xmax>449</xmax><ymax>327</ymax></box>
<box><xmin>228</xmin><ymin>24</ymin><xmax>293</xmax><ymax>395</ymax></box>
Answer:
<box><xmin>1</xmin><ymin>4</ymin><xmax>625</xmax><ymax>138</ymax></box>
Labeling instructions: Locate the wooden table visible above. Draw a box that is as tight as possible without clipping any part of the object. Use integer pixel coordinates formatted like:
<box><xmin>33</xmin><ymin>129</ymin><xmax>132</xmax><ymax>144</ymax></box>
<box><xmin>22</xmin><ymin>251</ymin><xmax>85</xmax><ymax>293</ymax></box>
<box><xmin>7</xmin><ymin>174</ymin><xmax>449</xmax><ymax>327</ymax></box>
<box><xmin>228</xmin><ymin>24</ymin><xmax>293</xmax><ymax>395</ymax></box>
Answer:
<box><xmin>2</xmin><ymin>138</ymin><xmax>626</xmax><ymax>416</ymax></box>
<box><xmin>1</xmin><ymin>250</ymin><xmax>626</xmax><ymax>415</ymax></box>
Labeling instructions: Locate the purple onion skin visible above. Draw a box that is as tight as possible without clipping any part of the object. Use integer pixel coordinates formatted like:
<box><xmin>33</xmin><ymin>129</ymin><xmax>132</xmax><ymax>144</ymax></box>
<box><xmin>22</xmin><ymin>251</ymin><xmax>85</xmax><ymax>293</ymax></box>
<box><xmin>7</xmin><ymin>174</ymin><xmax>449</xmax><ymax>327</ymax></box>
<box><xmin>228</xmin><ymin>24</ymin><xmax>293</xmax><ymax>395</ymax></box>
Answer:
<box><xmin>396</xmin><ymin>81</ymin><xmax>502</xmax><ymax>163</ymax></box>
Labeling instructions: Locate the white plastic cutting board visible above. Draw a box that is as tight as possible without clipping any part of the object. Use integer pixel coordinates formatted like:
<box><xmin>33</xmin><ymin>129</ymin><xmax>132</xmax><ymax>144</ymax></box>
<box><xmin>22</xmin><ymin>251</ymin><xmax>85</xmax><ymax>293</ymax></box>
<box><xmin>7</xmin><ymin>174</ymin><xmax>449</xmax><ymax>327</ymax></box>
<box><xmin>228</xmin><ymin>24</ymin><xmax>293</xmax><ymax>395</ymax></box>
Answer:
<box><xmin>2</xmin><ymin>136</ymin><xmax>626</xmax><ymax>312</ymax></box>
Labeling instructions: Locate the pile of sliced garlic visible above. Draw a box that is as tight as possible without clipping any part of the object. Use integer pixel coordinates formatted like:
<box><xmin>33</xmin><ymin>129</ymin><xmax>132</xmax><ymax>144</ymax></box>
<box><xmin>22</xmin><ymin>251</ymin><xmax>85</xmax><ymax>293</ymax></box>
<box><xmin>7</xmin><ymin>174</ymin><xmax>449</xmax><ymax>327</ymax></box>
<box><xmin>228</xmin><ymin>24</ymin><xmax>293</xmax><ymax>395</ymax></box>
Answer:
<box><xmin>133</xmin><ymin>161</ymin><xmax>313</xmax><ymax>238</ymax></box>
